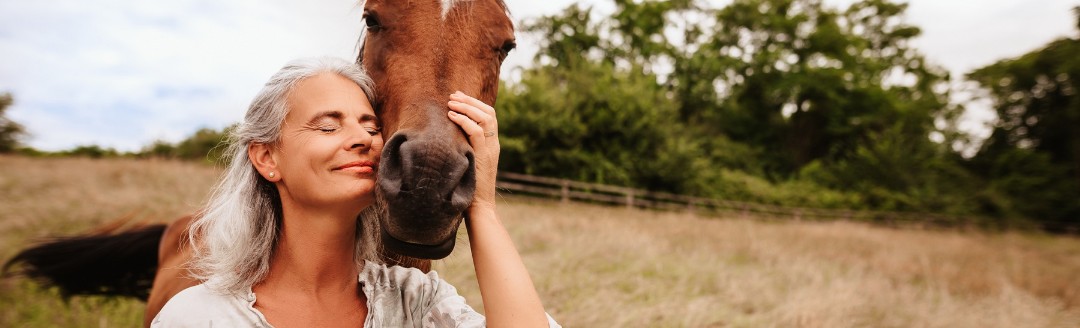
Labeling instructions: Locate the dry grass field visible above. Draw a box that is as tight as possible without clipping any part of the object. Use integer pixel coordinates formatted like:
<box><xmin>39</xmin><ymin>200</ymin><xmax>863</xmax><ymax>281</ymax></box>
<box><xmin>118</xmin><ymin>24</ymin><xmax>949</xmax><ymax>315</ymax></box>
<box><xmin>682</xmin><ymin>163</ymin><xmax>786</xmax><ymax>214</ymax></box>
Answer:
<box><xmin>2</xmin><ymin>155</ymin><xmax>1079</xmax><ymax>327</ymax></box>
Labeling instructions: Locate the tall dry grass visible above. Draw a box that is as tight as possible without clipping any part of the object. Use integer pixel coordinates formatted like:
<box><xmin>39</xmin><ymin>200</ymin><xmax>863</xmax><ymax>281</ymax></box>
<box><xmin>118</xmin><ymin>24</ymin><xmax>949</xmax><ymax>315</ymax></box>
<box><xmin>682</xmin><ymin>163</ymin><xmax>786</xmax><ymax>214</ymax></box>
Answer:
<box><xmin>0</xmin><ymin>155</ymin><xmax>219</xmax><ymax>326</ymax></box>
<box><xmin>2</xmin><ymin>155</ymin><xmax>1079</xmax><ymax>327</ymax></box>
<box><xmin>443</xmin><ymin>203</ymin><xmax>1080</xmax><ymax>327</ymax></box>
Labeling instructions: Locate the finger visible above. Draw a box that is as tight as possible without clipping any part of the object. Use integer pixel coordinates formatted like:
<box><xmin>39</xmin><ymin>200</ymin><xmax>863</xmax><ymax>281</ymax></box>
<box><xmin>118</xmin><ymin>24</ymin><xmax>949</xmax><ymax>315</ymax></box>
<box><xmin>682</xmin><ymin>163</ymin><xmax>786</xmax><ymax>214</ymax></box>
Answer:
<box><xmin>447</xmin><ymin>111</ymin><xmax>489</xmax><ymax>146</ymax></box>
<box><xmin>448</xmin><ymin>100</ymin><xmax>495</xmax><ymax>132</ymax></box>
<box><xmin>450</xmin><ymin>91</ymin><xmax>495</xmax><ymax>117</ymax></box>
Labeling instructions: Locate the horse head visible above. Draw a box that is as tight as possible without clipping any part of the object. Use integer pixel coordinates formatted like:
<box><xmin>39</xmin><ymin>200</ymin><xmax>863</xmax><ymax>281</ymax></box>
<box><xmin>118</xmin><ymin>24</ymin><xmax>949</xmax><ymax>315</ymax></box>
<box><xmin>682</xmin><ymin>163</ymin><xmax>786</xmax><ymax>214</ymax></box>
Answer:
<box><xmin>358</xmin><ymin>0</ymin><xmax>515</xmax><ymax>259</ymax></box>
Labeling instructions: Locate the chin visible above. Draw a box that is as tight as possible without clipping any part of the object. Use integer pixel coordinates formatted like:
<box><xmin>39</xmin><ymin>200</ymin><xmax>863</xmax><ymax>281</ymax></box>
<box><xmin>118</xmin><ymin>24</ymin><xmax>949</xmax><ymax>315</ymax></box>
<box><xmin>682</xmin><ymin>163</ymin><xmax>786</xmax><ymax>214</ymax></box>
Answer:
<box><xmin>345</xmin><ymin>187</ymin><xmax>378</xmax><ymax>203</ymax></box>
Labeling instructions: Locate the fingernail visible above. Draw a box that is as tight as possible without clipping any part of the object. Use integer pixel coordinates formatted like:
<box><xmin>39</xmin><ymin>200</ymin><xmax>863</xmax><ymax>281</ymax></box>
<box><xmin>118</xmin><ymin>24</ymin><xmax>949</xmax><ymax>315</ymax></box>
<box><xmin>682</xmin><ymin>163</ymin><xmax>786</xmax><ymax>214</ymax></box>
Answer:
<box><xmin>448</xmin><ymin>111</ymin><xmax>458</xmax><ymax>116</ymax></box>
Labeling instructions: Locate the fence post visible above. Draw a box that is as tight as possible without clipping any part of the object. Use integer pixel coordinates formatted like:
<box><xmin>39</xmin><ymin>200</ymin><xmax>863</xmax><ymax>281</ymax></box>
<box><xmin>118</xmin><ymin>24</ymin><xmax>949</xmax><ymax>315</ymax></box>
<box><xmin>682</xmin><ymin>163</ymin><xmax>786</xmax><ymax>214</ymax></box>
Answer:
<box><xmin>625</xmin><ymin>190</ymin><xmax>634</xmax><ymax>209</ymax></box>
<box><xmin>560</xmin><ymin>181</ymin><xmax>570</xmax><ymax>204</ymax></box>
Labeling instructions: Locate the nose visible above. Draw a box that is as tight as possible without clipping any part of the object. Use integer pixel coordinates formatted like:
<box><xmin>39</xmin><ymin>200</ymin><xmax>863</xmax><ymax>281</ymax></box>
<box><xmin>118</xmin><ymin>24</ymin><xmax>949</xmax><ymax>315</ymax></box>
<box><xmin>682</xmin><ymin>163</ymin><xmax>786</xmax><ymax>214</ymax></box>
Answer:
<box><xmin>347</xmin><ymin>139</ymin><xmax>367</xmax><ymax>151</ymax></box>
<box><xmin>345</xmin><ymin>125</ymin><xmax>373</xmax><ymax>151</ymax></box>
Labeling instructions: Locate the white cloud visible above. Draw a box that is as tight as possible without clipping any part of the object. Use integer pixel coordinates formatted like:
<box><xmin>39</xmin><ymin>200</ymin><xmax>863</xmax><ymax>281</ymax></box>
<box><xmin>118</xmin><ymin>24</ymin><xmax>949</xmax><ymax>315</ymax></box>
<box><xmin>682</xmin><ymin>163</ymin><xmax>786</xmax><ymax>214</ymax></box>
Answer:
<box><xmin>0</xmin><ymin>0</ymin><xmax>1074</xmax><ymax>151</ymax></box>
<box><xmin>0</xmin><ymin>0</ymin><xmax>364</xmax><ymax>151</ymax></box>
<box><xmin>904</xmin><ymin>0</ymin><xmax>1076</xmax><ymax>77</ymax></box>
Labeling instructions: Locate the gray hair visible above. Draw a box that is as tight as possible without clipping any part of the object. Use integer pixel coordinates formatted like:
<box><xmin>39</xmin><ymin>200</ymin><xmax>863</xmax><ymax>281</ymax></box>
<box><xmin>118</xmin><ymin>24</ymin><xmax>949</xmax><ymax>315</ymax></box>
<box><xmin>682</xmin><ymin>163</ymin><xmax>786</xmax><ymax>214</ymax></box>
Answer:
<box><xmin>189</xmin><ymin>57</ymin><xmax>383</xmax><ymax>295</ymax></box>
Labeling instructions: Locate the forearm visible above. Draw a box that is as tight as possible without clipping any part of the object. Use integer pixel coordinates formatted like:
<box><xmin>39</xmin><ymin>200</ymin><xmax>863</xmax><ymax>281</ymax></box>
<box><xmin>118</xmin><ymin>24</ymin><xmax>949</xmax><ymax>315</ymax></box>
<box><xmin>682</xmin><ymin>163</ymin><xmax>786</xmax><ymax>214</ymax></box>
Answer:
<box><xmin>466</xmin><ymin>207</ymin><xmax>547</xmax><ymax>328</ymax></box>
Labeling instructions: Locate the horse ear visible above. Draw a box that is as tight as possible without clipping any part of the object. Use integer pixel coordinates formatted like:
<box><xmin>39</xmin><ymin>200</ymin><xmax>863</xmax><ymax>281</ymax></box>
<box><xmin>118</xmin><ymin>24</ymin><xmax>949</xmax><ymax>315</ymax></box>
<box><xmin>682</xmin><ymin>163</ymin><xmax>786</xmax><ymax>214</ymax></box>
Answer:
<box><xmin>248</xmin><ymin>142</ymin><xmax>278</xmax><ymax>178</ymax></box>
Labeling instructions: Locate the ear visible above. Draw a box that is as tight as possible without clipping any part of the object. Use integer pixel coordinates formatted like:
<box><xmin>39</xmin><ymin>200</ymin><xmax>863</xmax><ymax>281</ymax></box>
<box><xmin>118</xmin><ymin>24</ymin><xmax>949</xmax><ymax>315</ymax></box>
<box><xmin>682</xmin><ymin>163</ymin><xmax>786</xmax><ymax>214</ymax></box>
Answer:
<box><xmin>248</xmin><ymin>142</ymin><xmax>279</xmax><ymax>181</ymax></box>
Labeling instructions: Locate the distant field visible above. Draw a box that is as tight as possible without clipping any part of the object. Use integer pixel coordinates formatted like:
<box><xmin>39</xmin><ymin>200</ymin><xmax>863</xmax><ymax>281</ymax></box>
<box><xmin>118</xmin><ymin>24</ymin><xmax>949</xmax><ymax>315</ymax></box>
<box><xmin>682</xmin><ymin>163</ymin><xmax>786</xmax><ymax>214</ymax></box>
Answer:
<box><xmin>2</xmin><ymin>155</ymin><xmax>1079</xmax><ymax>327</ymax></box>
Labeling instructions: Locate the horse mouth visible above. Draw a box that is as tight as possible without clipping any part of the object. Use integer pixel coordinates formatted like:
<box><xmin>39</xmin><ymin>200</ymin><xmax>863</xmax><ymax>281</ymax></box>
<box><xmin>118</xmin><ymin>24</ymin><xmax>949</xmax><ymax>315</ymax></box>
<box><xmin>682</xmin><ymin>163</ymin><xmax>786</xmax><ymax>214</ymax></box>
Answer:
<box><xmin>380</xmin><ymin>227</ymin><xmax>458</xmax><ymax>259</ymax></box>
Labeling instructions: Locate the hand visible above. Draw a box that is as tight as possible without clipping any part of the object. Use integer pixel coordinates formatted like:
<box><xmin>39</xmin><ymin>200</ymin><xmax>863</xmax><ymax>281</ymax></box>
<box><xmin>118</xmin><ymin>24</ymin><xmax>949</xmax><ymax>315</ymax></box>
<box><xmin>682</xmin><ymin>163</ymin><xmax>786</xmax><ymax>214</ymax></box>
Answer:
<box><xmin>448</xmin><ymin>94</ymin><xmax>547</xmax><ymax>328</ymax></box>
<box><xmin>446</xmin><ymin>91</ymin><xmax>499</xmax><ymax>214</ymax></box>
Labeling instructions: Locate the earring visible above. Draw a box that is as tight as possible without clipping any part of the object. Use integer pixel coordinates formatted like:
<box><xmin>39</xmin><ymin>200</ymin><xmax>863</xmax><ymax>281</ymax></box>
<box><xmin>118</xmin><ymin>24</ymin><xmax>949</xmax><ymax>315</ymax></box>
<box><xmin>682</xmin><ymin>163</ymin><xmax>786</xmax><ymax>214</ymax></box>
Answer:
<box><xmin>268</xmin><ymin>172</ymin><xmax>276</xmax><ymax>178</ymax></box>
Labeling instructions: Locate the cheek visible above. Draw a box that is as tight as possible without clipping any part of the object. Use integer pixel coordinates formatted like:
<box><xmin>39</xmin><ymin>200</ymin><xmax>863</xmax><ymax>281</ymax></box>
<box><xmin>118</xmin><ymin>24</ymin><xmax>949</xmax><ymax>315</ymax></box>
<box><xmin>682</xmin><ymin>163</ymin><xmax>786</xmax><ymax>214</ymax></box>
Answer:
<box><xmin>282</xmin><ymin>134</ymin><xmax>333</xmax><ymax>170</ymax></box>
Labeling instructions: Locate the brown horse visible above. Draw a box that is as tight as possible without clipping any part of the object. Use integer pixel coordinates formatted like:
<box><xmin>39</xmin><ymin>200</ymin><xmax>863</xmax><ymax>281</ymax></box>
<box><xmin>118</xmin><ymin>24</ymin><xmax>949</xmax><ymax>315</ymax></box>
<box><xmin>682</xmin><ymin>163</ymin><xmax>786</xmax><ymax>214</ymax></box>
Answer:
<box><xmin>3</xmin><ymin>0</ymin><xmax>516</xmax><ymax>326</ymax></box>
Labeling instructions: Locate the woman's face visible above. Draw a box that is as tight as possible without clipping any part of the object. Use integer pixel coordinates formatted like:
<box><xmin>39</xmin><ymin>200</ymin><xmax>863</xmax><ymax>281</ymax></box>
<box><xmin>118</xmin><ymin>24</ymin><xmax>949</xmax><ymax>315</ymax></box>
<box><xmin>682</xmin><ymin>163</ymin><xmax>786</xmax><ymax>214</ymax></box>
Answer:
<box><xmin>271</xmin><ymin>72</ymin><xmax>382</xmax><ymax>212</ymax></box>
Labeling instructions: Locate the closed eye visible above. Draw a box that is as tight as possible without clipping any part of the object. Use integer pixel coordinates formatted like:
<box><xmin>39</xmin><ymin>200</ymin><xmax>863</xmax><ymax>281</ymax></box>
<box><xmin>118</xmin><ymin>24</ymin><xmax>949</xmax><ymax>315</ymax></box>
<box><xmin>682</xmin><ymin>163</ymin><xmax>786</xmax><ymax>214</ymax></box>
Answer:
<box><xmin>308</xmin><ymin>111</ymin><xmax>344</xmax><ymax>133</ymax></box>
<box><xmin>359</xmin><ymin>113</ymin><xmax>381</xmax><ymax>136</ymax></box>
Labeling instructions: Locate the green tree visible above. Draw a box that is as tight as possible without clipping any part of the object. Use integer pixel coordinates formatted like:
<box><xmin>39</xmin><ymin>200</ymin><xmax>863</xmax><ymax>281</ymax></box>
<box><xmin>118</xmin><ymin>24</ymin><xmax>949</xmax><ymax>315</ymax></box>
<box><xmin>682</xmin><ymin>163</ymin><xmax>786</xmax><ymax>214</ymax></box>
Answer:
<box><xmin>505</xmin><ymin>0</ymin><xmax>972</xmax><ymax>211</ymax></box>
<box><xmin>173</xmin><ymin>126</ymin><xmax>232</xmax><ymax>164</ymax></box>
<box><xmin>966</xmin><ymin>8</ymin><xmax>1080</xmax><ymax>231</ymax></box>
<box><xmin>62</xmin><ymin>145</ymin><xmax>120</xmax><ymax>158</ymax></box>
<box><xmin>800</xmin><ymin>124</ymin><xmax>984</xmax><ymax>218</ymax></box>
<box><xmin>497</xmin><ymin>57</ymin><xmax>697</xmax><ymax>192</ymax></box>
<box><xmin>142</xmin><ymin>140</ymin><xmax>177</xmax><ymax>159</ymax></box>
<box><xmin>694</xmin><ymin>0</ymin><xmax>956</xmax><ymax>173</ymax></box>
<box><xmin>138</xmin><ymin>125</ymin><xmax>233</xmax><ymax>165</ymax></box>
<box><xmin>0</xmin><ymin>92</ymin><xmax>27</xmax><ymax>153</ymax></box>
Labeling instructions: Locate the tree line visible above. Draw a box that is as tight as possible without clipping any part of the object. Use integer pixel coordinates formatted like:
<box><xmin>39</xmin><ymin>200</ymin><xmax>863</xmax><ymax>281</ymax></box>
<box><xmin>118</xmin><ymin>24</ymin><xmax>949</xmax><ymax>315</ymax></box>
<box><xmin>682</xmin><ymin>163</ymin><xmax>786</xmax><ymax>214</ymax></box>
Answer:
<box><xmin>1</xmin><ymin>0</ymin><xmax>1077</xmax><ymax>231</ymax></box>
<box><xmin>494</xmin><ymin>0</ymin><xmax>1079</xmax><ymax>231</ymax></box>
<box><xmin>0</xmin><ymin>107</ymin><xmax>232</xmax><ymax>164</ymax></box>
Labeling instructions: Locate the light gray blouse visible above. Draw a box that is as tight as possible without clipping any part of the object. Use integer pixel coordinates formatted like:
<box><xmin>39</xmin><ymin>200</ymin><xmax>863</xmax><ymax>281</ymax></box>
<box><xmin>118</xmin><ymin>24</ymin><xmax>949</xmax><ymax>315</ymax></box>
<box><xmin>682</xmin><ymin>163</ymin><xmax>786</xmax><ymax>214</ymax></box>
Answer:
<box><xmin>151</xmin><ymin>261</ymin><xmax>560</xmax><ymax>327</ymax></box>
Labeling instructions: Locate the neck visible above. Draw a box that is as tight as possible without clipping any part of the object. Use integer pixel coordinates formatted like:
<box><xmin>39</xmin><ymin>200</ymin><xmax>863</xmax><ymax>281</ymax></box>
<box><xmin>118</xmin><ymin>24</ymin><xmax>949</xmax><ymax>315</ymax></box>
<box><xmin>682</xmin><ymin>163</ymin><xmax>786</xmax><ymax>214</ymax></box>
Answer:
<box><xmin>258</xmin><ymin>200</ymin><xmax>364</xmax><ymax>296</ymax></box>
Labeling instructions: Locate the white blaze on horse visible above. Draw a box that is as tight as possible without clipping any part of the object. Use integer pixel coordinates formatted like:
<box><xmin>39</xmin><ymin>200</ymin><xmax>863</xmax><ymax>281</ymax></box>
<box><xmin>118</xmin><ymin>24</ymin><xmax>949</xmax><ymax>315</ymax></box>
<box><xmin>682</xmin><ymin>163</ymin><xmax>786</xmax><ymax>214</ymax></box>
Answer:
<box><xmin>3</xmin><ymin>1</ymin><xmax>516</xmax><ymax>326</ymax></box>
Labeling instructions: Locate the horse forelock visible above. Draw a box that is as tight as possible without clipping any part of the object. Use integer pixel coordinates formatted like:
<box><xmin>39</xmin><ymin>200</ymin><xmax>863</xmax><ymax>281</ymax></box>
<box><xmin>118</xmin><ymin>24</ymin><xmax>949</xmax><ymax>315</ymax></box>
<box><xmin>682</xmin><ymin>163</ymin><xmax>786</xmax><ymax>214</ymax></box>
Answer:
<box><xmin>440</xmin><ymin>0</ymin><xmax>456</xmax><ymax>19</ymax></box>
<box><xmin>441</xmin><ymin>0</ymin><xmax>511</xmax><ymax>21</ymax></box>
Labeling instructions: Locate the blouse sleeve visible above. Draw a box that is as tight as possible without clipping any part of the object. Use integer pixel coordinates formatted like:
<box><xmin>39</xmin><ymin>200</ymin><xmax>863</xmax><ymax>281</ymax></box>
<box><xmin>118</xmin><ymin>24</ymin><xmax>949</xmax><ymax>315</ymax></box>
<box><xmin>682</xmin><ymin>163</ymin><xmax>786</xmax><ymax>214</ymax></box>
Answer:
<box><xmin>369</xmin><ymin>263</ymin><xmax>560</xmax><ymax>328</ymax></box>
<box><xmin>420</xmin><ymin>277</ymin><xmax>561</xmax><ymax>328</ymax></box>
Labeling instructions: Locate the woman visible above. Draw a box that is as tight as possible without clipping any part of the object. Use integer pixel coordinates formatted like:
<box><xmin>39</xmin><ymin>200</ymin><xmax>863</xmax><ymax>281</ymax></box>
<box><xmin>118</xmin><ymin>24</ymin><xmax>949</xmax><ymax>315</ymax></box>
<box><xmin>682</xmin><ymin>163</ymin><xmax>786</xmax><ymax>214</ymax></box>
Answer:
<box><xmin>152</xmin><ymin>57</ymin><xmax>558</xmax><ymax>327</ymax></box>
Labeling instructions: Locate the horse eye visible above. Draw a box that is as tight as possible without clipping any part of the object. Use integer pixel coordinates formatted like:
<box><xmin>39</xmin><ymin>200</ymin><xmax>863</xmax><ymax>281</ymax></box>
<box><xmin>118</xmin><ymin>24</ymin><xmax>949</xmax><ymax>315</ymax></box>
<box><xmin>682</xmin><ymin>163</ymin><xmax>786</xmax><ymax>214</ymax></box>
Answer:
<box><xmin>500</xmin><ymin>41</ymin><xmax>517</xmax><ymax>54</ymax></box>
<box><xmin>363</xmin><ymin>12</ymin><xmax>383</xmax><ymax>31</ymax></box>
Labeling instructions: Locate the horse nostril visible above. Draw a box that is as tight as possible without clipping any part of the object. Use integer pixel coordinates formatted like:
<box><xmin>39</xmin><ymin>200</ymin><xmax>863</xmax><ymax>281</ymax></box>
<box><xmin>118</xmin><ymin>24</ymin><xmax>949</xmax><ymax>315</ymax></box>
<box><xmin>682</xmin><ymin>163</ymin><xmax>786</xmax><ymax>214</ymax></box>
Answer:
<box><xmin>378</xmin><ymin>133</ymin><xmax>408</xmax><ymax>196</ymax></box>
<box><xmin>448</xmin><ymin>151</ymin><xmax>475</xmax><ymax>208</ymax></box>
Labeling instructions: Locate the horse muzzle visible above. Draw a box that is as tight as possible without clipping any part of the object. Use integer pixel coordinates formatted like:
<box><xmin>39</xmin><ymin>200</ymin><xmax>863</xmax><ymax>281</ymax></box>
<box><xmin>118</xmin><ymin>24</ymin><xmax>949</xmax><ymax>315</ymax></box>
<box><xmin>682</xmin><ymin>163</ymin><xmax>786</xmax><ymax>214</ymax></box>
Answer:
<box><xmin>377</xmin><ymin>127</ymin><xmax>475</xmax><ymax>259</ymax></box>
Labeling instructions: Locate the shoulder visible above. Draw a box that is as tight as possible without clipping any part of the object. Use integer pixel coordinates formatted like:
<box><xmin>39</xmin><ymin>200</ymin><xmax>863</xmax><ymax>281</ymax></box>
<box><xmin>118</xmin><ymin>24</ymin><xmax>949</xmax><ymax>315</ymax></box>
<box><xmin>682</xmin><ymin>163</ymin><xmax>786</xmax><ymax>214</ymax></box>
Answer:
<box><xmin>152</xmin><ymin>284</ymin><xmax>267</xmax><ymax>327</ymax></box>
<box><xmin>157</xmin><ymin>284</ymin><xmax>232</xmax><ymax>313</ymax></box>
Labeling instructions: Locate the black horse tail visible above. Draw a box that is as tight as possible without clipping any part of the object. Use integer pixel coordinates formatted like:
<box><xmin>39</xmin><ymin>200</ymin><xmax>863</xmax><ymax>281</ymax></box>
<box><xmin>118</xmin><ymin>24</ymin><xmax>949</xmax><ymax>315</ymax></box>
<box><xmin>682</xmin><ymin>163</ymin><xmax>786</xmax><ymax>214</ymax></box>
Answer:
<box><xmin>3</xmin><ymin>222</ymin><xmax>166</xmax><ymax>300</ymax></box>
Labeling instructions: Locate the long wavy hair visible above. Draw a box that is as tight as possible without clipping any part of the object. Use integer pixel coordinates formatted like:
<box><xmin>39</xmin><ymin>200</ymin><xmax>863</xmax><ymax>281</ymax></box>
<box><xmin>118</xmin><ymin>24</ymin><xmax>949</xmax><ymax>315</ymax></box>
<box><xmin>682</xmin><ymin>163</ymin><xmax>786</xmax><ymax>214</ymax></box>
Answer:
<box><xmin>189</xmin><ymin>57</ymin><xmax>383</xmax><ymax>295</ymax></box>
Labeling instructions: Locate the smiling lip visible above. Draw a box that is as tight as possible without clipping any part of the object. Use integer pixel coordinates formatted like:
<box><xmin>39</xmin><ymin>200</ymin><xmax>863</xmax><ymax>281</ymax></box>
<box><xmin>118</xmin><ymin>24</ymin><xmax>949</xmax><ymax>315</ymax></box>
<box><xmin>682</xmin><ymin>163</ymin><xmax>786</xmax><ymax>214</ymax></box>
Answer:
<box><xmin>334</xmin><ymin>161</ymin><xmax>376</xmax><ymax>174</ymax></box>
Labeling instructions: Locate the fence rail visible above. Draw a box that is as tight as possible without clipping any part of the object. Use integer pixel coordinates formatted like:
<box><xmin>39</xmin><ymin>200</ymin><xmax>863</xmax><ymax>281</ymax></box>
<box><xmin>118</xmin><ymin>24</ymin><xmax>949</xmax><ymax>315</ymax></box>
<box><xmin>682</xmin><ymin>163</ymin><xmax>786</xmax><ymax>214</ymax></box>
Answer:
<box><xmin>495</xmin><ymin>172</ymin><xmax>983</xmax><ymax>228</ymax></box>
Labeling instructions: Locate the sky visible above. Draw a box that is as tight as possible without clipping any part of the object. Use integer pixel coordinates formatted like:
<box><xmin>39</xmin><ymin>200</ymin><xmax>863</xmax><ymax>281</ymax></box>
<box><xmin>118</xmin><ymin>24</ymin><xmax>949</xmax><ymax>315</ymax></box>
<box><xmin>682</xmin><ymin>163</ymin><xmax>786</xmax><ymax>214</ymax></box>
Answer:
<box><xmin>0</xmin><ymin>0</ymin><xmax>1076</xmax><ymax>152</ymax></box>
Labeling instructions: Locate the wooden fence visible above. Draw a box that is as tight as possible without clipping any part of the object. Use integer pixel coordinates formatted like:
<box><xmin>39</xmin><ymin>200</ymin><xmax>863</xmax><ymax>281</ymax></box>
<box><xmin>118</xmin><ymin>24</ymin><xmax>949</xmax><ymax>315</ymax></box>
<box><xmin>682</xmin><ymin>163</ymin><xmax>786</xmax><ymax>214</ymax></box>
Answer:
<box><xmin>496</xmin><ymin>171</ymin><xmax>983</xmax><ymax>228</ymax></box>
